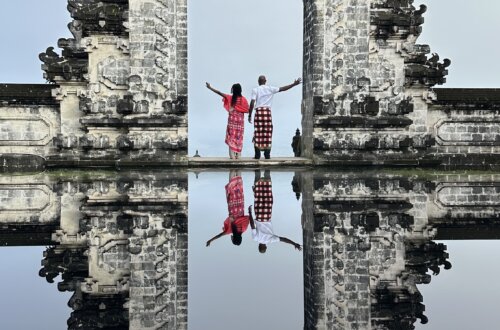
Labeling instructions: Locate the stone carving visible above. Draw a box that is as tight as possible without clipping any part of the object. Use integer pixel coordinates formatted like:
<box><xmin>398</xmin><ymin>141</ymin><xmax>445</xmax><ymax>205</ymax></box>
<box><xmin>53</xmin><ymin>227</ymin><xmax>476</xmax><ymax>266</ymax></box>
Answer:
<box><xmin>406</xmin><ymin>52</ymin><xmax>451</xmax><ymax>87</ymax></box>
<box><xmin>371</xmin><ymin>1</ymin><xmax>427</xmax><ymax>39</ymax></box>
<box><xmin>300</xmin><ymin>0</ymin><xmax>500</xmax><ymax>167</ymax></box>
<box><xmin>128</xmin><ymin>0</ymin><xmax>188</xmax><ymax>116</ymax></box>
<box><xmin>98</xmin><ymin>57</ymin><xmax>130</xmax><ymax>87</ymax></box>
<box><xmin>436</xmin><ymin>121</ymin><xmax>500</xmax><ymax>146</ymax></box>
<box><xmin>39</xmin><ymin>45</ymin><xmax>88</xmax><ymax>83</ymax></box>
<box><xmin>67</xmin><ymin>0</ymin><xmax>128</xmax><ymax>37</ymax></box>
<box><xmin>0</xmin><ymin>118</ymin><xmax>51</xmax><ymax>144</ymax></box>
<box><xmin>33</xmin><ymin>0</ymin><xmax>188</xmax><ymax>166</ymax></box>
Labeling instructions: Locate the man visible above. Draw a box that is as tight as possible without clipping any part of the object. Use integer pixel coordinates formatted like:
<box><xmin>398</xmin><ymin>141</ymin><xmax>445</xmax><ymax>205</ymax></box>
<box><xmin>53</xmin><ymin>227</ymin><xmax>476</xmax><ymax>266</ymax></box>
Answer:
<box><xmin>248</xmin><ymin>75</ymin><xmax>302</xmax><ymax>159</ymax></box>
<box><xmin>249</xmin><ymin>170</ymin><xmax>302</xmax><ymax>254</ymax></box>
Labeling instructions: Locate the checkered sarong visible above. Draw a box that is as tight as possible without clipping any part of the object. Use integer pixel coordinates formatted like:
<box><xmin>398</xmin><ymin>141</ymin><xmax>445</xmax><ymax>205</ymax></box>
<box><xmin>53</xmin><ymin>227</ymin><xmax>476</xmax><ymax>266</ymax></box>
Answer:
<box><xmin>254</xmin><ymin>179</ymin><xmax>273</xmax><ymax>222</ymax></box>
<box><xmin>253</xmin><ymin>107</ymin><xmax>273</xmax><ymax>150</ymax></box>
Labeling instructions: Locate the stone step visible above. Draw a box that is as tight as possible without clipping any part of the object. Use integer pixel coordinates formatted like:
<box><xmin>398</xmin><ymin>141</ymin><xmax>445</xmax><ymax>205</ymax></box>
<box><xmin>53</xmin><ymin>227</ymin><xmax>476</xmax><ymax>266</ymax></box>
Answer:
<box><xmin>188</xmin><ymin>157</ymin><xmax>313</xmax><ymax>168</ymax></box>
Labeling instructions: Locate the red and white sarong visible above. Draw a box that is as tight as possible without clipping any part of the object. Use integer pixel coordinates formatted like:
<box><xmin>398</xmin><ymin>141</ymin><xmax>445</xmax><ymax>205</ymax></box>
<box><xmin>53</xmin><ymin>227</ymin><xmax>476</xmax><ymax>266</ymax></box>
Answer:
<box><xmin>222</xmin><ymin>94</ymin><xmax>248</xmax><ymax>153</ymax></box>
<box><xmin>225</xmin><ymin>111</ymin><xmax>245</xmax><ymax>153</ymax></box>
<box><xmin>253</xmin><ymin>107</ymin><xmax>273</xmax><ymax>150</ymax></box>
<box><xmin>254</xmin><ymin>179</ymin><xmax>273</xmax><ymax>222</ymax></box>
<box><xmin>226</xmin><ymin>176</ymin><xmax>245</xmax><ymax>217</ymax></box>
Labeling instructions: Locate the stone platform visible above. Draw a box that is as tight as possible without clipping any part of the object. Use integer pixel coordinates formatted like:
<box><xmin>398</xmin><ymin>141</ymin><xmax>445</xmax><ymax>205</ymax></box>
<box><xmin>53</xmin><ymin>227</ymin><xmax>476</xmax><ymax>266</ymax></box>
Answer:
<box><xmin>187</xmin><ymin>157</ymin><xmax>313</xmax><ymax>168</ymax></box>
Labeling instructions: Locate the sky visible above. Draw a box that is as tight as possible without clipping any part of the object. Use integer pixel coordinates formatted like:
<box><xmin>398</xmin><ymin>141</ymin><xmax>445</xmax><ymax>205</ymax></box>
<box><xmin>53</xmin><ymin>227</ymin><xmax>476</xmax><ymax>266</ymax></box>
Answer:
<box><xmin>416</xmin><ymin>241</ymin><xmax>500</xmax><ymax>330</ymax></box>
<box><xmin>0</xmin><ymin>247</ymin><xmax>71</xmax><ymax>329</ymax></box>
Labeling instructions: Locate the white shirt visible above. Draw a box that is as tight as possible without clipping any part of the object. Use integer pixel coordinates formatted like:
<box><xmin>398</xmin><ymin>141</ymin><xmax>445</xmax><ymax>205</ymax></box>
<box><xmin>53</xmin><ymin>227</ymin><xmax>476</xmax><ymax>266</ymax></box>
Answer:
<box><xmin>252</xmin><ymin>221</ymin><xmax>280</xmax><ymax>244</ymax></box>
<box><xmin>251</xmin><ymin>85</ymin><xmax>280</xmax><ymax>108</ymax></box>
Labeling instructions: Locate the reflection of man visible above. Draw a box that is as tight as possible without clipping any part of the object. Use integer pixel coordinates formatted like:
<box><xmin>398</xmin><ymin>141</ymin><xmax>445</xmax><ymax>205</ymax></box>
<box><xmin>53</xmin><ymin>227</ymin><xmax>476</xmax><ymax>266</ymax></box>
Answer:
<box><xmin>206</xmin><ymin>171</ymin><xmax>250</xmax><ymax>247</ymax></box>
<box><xmin>249</xmin><ymin>170</ymin><xmax>302</xmax><ymax>253</ymax></box>
<box><xmin>248</xmin><ymin>75</ymin><xmax>302</xmax><ymax>160</ymax></box>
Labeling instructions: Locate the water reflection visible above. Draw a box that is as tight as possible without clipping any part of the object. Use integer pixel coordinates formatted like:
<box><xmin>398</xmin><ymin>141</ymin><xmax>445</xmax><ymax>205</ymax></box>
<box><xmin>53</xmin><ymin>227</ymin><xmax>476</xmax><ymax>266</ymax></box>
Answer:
<box><xmin>1</xmin><ymin>171</ymin><xmax>188</xmax><ymax>329</ymax></box>
<box><xmin>250</xmin><ymin>170</ymin><xmax>302</xmax><ymax>253</ymax></box>
<box><xmin>0</xmin><ymin>170</ymin><xmax>499</xmax><ymax>329</ymax></box>
<box><xmin>206</xmin><ymin>171</ymin><xmax>249</xmax><ymax>247</ymax></box>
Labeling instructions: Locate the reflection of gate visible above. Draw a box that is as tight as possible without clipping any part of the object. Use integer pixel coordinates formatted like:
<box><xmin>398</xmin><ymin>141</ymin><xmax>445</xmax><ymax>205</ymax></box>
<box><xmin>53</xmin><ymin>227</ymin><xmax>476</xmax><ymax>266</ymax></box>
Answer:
<box><xmin>1</xmin><ymin>1</ymin><xmax>500</xmax><ymax>168</ymax></box>
<box><xmin>298</xmin><ymin>170</ymin><xmax>500</xmax><ymax>329</ymax></box>
<box><xmin>2</xmin><ymin>170</ymin><xmax>500</xmax><ymax>328</ymax></box>
<box><xmin>0</xmin><ymin>171</ymin><xmax>189</xmax><ymax>330</ymax></box>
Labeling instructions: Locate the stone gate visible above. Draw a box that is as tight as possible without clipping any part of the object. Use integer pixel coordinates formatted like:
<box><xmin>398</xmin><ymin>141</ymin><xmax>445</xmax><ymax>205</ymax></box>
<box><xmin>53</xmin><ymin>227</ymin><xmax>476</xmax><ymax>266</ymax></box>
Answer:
<box><xmin>302</xmin><ymin>0</ymin><xmax>500</xmax><ymax>167</ymax></box>
<box><xmin>1</xmin><ymin>0</ymin><xmax>500</xmax><ymax>168</ymax></box>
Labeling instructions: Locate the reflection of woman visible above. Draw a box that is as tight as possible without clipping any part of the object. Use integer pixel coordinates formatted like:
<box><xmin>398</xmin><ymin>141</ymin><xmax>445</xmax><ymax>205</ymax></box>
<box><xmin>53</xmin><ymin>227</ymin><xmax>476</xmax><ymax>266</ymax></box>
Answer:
<box><xmin>206</xmin><ymin>172</ymin><xmax>250</xmax><ymax>247</ymax></box>
<box><xmin>206</xmin><ymin>82</ymin><xmax>250</xmax><ymax>159</ymax></box>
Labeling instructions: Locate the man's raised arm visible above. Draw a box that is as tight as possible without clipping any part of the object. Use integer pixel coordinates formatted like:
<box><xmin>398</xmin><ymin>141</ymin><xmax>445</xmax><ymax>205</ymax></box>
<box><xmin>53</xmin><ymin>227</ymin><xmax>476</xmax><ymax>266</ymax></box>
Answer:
<box><xmin>279</xmin><ymin>78</ymin><xmax>302</xmax><ymax>93</ymax></box>
<box><xmin>279</xmin><ymin>237</ymin><xmax>302</xmax><ymax>251</ymax></box>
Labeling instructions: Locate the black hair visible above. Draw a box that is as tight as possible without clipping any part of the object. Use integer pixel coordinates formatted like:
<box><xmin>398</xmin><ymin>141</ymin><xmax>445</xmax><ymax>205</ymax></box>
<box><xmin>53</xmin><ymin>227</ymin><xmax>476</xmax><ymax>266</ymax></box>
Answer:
<box><xmin>231</xmin><ymin>223</ymin><xmax>242</xmax><ymax>246</ymax></box>
<box><xmin>231</xmin><ymin>84</ymin><xmax>242</xmax><ymax>107</ymax></box>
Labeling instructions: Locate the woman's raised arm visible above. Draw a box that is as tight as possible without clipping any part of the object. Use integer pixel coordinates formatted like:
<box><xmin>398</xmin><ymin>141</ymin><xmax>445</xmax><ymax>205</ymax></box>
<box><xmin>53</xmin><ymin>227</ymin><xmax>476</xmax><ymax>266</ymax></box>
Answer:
<box><xmin>206</xmin><ymin>82</ymin><xmax>225</xmax><ymax>97</ymax></box>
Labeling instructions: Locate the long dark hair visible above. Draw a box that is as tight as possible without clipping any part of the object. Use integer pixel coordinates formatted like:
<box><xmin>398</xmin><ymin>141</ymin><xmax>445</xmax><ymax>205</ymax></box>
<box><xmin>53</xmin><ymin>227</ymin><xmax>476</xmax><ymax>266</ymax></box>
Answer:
<box><xmin>231</xmin><ymin>84</ymin><xmax>242</xmax><ymax>107</ymax></box>
<box><xmin>231</xmin><ymin>223</ymin><xmax>242</xmax><ymax>246</ymax></box>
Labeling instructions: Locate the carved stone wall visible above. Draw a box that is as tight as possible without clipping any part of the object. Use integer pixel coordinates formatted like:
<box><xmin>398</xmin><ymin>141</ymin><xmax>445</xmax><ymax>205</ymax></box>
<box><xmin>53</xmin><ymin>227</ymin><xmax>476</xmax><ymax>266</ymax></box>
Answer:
<box><xmin>0</xmin><ymin>0</ymin><xmax>188</xmax><ymax>169</ymax></box>
<box><xmin>302</xmin><ymin>0</ymin><xmax>500</xmax><ymax>167</ymax></box>
<box><xmin>429</xmin><ymin>89</ymin><xmax>500</xmax><ymax>168</ymax></box>
<box><xmin>0</xmin><ymin>85</ymin><xmax>59</xmax><ymax>170</ymax></box>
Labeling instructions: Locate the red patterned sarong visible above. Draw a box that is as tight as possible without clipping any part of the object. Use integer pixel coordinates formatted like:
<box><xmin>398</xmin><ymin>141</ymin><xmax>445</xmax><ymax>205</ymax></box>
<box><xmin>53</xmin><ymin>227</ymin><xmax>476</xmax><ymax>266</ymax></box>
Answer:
<box><xmin>254</xmin><ymin>179</ymin><xmax>273</xmax><ymax>222</ymax></box>
<box><xmin>225</xmin><ymin>111</ymin><xmax>245</xmax><ymax>153</ymax></box>
<box><xmin>222</xmin><ymin>95</ymin><xmax>247</xmax><ymax>153</ymax></box>
<box><xmin>253</xmin><ymin>107</ymin><xmax>273</xmax><ymax>150</ymax></box>
<box><xmin>226</xmin><ymin>176</ymin><xmax>245</xmax><ymax>217</ymax></box>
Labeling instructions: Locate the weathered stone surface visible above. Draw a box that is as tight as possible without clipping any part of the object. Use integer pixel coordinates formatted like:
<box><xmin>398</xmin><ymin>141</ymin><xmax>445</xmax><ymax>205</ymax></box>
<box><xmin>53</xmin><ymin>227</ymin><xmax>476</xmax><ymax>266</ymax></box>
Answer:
<box><xmin>302</xmin><ymin>1</ymin><xmax>500</xmax><ymax>168</ymax></box>
<box><xmin>1</xmin><ymin>0</ymin><xmax>188</xmax><ymax>169</ymax></box>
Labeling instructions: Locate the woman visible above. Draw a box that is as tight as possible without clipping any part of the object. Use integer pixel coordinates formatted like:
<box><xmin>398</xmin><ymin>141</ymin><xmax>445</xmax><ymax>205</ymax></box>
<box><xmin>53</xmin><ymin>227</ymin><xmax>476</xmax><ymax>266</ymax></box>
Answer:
<box><xmin>206</xmin><ymin>171</ymin><xmax>250</xmax><ymax>247</ymax></box>
<box><xmin>206</xmin><ymin>82</ymin><xmax>249</xmax><ymax>159</ymax></box>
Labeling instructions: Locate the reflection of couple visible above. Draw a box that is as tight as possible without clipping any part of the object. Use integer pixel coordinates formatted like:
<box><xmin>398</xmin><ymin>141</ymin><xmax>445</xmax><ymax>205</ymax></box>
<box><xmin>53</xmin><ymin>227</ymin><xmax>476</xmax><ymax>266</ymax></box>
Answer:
<box><xmin>206</xmin><ymin>170</ymin><xmax>302</xmax><ymax>253</ymax></box>
<box><xmin>206</xmin><ymin>75</ymin><xmax>301</xmax><ymax>159</ymax></box>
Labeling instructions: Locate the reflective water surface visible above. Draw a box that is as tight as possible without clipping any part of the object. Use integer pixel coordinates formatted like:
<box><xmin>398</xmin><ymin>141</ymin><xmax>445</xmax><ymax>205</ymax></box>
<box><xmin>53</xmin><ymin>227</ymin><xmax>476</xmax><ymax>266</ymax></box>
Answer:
<box><xmin>1</xmin><ymin>169</ymin><xmax>500</xmax><ymax>329</ymax></box>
